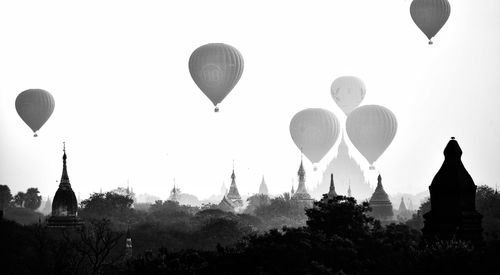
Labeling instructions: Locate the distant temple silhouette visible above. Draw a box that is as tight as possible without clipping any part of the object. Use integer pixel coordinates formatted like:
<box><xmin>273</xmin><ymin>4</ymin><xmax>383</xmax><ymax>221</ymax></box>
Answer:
<box><xmin>292</xmin><ymin>159</ymin><xmax>313</xmax><ymax>206</ymax></box>
<box><xmin>423</xmin><ymin>137</ymin><xmax>483</xmax><ymax>244</ymax></box>
<box><xmin>314</xmin><ymin>135</ymin><xmax>373</xmax><ymax>201</ymax></box>
<box><xmin>259</xmin><ymin>176</ymin><xmax>269</xmax><ymax>195</ymax></box>
<box><xmin>168</xmin><ymin>184</ymin><xmax>181</xmax><ymax>202</ymax></box>
<box><xmin>397</xmin><ymin>197</ymin><xmax>412</xmax><ymax>221</ymax></box>
<box><xmin>47</xmin><ymin>144</ymin><xmax>83</xmax><ymax>227</ymax></box>
<box><xmin>368</xmin><ymin>174</ymin><xmax>394</xmax><ymax>221</ymax></box>
<box><xmin>218</xmin><ymin>167</ymin><xmax>243</xmax><ymax>211</ymax></box>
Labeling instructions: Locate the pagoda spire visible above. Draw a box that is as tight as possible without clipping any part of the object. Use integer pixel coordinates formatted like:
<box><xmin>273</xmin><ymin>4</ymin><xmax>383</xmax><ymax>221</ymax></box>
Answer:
<box><xmin>398</xmin><ymin>197</ymin><xmax>407</xmax><ymax>212</ymax></box>
<box><xmin>60</xmin><ymin>142</ymin><xmax>71</xmax><ymax>189</ymax></box>
<box><xmin>347</xmin><ymin>181</ymin><xmax>352</xmax><ymax>197</ymax></box>
<box><xmin>226</xmin><ymin>165</ymin><xmax>243</xmax><ymax>207</ymax></box>
<box><xmin>327</xmin><ymin>173</ymin><xmax>337</xmax><ymax>198</ymax></box>
<box><xmin>259</xmin><ymin>176</ymin><xmax>269</xmax><ymax>195</ymax></box>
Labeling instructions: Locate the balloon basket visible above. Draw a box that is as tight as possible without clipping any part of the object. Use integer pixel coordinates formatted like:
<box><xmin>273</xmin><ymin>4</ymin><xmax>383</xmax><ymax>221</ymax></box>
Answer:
<box><xmin>369</xmin><ymin>166</ymin><xmax>375</xmax><ymax>170</ymax></box>
<box><xmin>313</xmin><ymin>166</ymin><xmax>318</xmax><ymax>171</ymax></box>
<box><xmin>214</xmin><ymin>107</ymin><xmax>219</xmax><ymax>112</ymax></box>
<box><xmin>428</xmin><ymin>40</ymin><xmax>433</xmax><ymax>45</ymax></box>
<box><xmin>34</xmin><ymin>133</ymin><xmax>38</xmax><ymax>137</ymax></box>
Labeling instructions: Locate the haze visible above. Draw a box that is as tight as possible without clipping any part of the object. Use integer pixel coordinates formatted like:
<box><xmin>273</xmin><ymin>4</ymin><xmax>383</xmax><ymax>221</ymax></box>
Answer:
<box><xmin>1</xmin><ymin>0</ymin><xmax>499</xmax><ymax>201</ymax></box>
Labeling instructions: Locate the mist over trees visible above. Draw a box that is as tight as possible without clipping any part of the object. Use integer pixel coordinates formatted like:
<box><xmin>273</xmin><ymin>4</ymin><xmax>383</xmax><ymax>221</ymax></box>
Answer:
<box><xmin>2</xmin><ymin>184</ymin><xmax>500</xmax><ymax>274</ymax></box>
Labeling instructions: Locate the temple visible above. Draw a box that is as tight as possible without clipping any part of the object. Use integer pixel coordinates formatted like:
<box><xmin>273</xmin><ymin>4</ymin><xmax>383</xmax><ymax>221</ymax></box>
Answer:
<box><xmin>368</xmin><ymin>174</ymin><xmax>394</xmax><ymax>222</ymax></box>
<box><xmin>423</xmin><ymin>137</ymin><xmax>483</xmax><ymax>244</ymax></box>
<box><xmin>168</xmin><ymin>184</ymin><xmax>181</xmax><ymax>202</ymax></box>
<box><xmin>47</xmin><ymin>144</ymin><xmax>83</xmax><ymax>227</ymax></box>
<box><xmin>397</xmin><ymin>197</ymin><xmax>412</xmax><ymax>221</ymax></box>
<box><xmin>314</xmin><ymin>135</ymin><xmax>373</xmax><ymax>201</ymax></box>
<box><xmin>218</xmin><ymin>167</ymin><xmax>243</xmax><ymax>210</ymax></box>
<box><xmin>325</xmin><ymin>173</ymin><xmax>337</xmax><ymax>200</ymax></box>
<box><xmin>259</xmin><ymin>176</ymin><xmax>269</xmax><ymax>195</ymax></box>
<box><xmin>292</xmin><ymin>159</ymin><xmax>313</xmax><ymax>206</ymax></box>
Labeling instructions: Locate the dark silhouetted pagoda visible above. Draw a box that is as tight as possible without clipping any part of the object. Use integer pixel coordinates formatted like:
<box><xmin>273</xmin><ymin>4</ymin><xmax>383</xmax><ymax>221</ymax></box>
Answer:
<box><xmin>368</xmin><ymin>174</ymin><xmax>394</xmax><ymax>221</ymax></box>
<box><xmin>326</xmin><ymin>173</ymin><xmax>337</xmax><ymax>199</ymax></box>
<box><xmin>423</xmin><ymin>137</ymin><xmax>483</xmax><ymax>243</ymax></box>
<box><xmin>47</xmin><ymin>144</ymin><xmax>83</xmax><ymax>227</ymax></box>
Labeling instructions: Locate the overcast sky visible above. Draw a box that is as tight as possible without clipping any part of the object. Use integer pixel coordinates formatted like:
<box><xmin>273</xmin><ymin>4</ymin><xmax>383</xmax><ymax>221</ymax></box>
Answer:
<box><xmin>1</xmin><ymin>0</ymin><xmax>499</xmax><ymax>201</ymax></box>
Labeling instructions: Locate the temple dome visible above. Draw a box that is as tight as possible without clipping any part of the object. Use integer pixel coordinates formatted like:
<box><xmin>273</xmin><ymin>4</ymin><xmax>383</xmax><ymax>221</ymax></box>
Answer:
<box><xmin>368</xmin><ymin>174</ymin><xmax>393</xmax><ymax>221</ymax></box>
<box><xmin>47</xmin><ymin>144</ymin><xmax>82</xmax><ymax>227</ymax></box>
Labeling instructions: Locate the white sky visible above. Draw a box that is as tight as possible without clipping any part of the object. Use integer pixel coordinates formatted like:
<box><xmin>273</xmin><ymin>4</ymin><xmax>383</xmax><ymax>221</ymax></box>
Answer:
<box><xmin>1</xmin><ymin>0</ymin><xmax>500</xmax><ymax>201</ymax></box>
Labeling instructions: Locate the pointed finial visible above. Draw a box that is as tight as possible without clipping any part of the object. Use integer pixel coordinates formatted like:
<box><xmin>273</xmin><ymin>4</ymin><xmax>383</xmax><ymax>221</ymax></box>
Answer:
<box><xmin>63</xmin><ymin>141</ymin><xmax>66</xmax><ymax>153</ymax></box>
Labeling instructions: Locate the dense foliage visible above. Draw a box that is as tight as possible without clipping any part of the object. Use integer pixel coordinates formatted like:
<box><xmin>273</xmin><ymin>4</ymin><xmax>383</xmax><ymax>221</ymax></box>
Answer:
<box><xmin>2</xmin><ymin>185</ymin><xmax>500</xmax><ymax>274</ymax></box>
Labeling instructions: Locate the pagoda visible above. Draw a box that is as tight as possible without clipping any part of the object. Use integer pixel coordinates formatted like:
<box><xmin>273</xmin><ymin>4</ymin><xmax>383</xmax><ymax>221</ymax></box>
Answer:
<box><xmin>225</xmin><ymin>168</ymin><xmax>243</xmax><ymax>208</ymax></box>
<box><xmin>218</xmin><ymin>195</ymin><xmax>236</xmax><ymax>212</ymax></box>
<box><xmin>397</xmin><ymin>197</ymin><xmax>412</xmax><ymax>221</ymax></box>
<box><xmin>368</xmin><ymin>174</ymin><xmax>394</xmax><ymax>221</ymax></box>
<box><xmin>325</xmin><ymin>173</ymin><xmax>337</xmax><ymax>200</ymax></box>
<box><xmin>423</xmin><ymin>137</ymin><xmax>483</xmax><ymax>243</ymax></box>
<box><xmin>259</xmin><ymin>176</ymin><xmax>269</xmax><ymax>195</ymax></box>
<box><xmin>315</xmin><ymin>135</ymin><xmax>373</xmax><ymax>201</ymax></box>
<box><xmin>168</xmin><ymin>184</ymin><xmax>181</xmax><ymax>202</ymax></box>
<box><xmin>47</xmin><ymin>144</ymin><xmax>83</xmax><ymax>227</ymax></box>
<box><xmin>292</xmin><ymin>159</ymin><xmax>313</xmax><ymax>206</ymax></box>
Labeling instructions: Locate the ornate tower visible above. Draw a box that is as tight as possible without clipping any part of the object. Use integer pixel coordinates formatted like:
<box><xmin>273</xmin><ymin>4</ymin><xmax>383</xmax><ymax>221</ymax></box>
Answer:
<box><xmin>226</xmin><ymin>168</ymin><xmax>243</xmax><ymax>208</ymax></box>
<box><xmin>347</xmin><ymin>183</ymin><xmax>352</xmax><ymax>198</ymax></box>
<box><xmin>47</xmin><ymin>143</ymin><xmax>83</xmax><ymax>227</ymax></box>
<box><xmin>326</xmin><ymin>173</ymin><xmax>337</xmax><ymax>199</ymax></box>
<box><xmin>368</xmin><ymin>174</ymin><xmax>394</xmax><ymax>221</ymax></box>
<box><xmin>292</xmin><ymin>159</ymin><xmax>313</xmax><ymax>204</ymax></box>
<box><xmin>423</xmin><ymin>137</ymin><xmax>483</xmax><ymax>243</ymax></box>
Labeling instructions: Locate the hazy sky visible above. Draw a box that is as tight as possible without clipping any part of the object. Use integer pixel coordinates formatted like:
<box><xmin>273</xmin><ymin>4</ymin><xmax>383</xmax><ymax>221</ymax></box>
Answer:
<box><xmin>1</xmin><ymin>0</ymin><xmax>499</xmax><ymax>201</ymax></box>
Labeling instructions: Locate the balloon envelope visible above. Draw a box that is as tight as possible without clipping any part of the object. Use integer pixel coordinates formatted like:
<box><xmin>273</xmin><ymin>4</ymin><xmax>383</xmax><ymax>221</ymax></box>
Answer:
<box><xmin>331</xmin><ymin>76</ymin><xmax>366</xmax><ymax>115</ymax></box>
<box><xmin>189</xmin><ymin>43</ymin><xmax>244</xmax><ymax>111</ymax></box>
<box><xmin>15</xmin><ymin>89</ymin><xmax>55</xmax><ymax>136</ymax></box>
<box><xmin>410</xmin><ymin>0</ymin><xmax>451</xmax><ymax>44</ymax></box>
<box><xmin>346</xmin><ymin>105</ymin><xmax>397</xmax><ymax>169</ymax></box>
<box><xmin>289</xmin><ymin>108</ymin><xmax>340</xmax><ymax>164</ymax></box>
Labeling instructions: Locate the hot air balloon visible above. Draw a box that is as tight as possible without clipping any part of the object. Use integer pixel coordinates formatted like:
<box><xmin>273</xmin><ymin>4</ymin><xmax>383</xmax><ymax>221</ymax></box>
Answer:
<box><xmin>189</xmin><ymin>43</ymin><xmax>244</xmax><ymax>112</ymax></box>
<box><xmin>289</xmin><ymin>108</ymin><xmax>340</xmax><ymax>168</ymax></box>
<box><xmin>331</xmin><ymin>76</ymin><xmax>366</xmax><ymax>116</ymax></box>
<box><xmin>410</xmin><ymin>0</ymin><xmax>451</xmax><ymax>45</ymax></box>
<box><xmin>15</xmin><ymin>89</ymin><xmax>55</xmax><ymax>137</ymax></box>
<box><xmin>346</xmin><ymin>105</ymin><xmax>397</xmax><ymax>170</ymax></box>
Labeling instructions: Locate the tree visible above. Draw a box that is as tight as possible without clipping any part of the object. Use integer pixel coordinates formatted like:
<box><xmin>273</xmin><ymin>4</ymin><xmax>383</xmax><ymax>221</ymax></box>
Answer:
<box><xmin>406</xmin><ymin>197</ymin><xmax>430</xmax><ymax>230</ymax></box>
<box><xmin>0</xmin><ymin>185</ymin><xmax>13</xmax><ymax>209</ymax></box>
<box><xmin>63</xmin><ymin>219</ymin><xmax>123</xmax><ymax>274</ymax></box>
<box><xmin>13</xmin><ymin>191</ymin><xmax>26</xmax><ymax>207</ymax></box>
<box><xmin>80</xmin><ymin>192</ymin><xmax>135</xmax><ymax>224</ymax></box>
<box><xmin>306</xmin><ymin>195</ymin><xmax>375</xmax><ymax>240</ymax></box>
<box><xmin>244</xmin><ymin>194</ymin><xmax>270</xmax><ymax>214</ymax></box>
<box><xmin>24</xmin><ymin>188</ymin><xmax>42</xmax><ymax>210</ymax></box>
